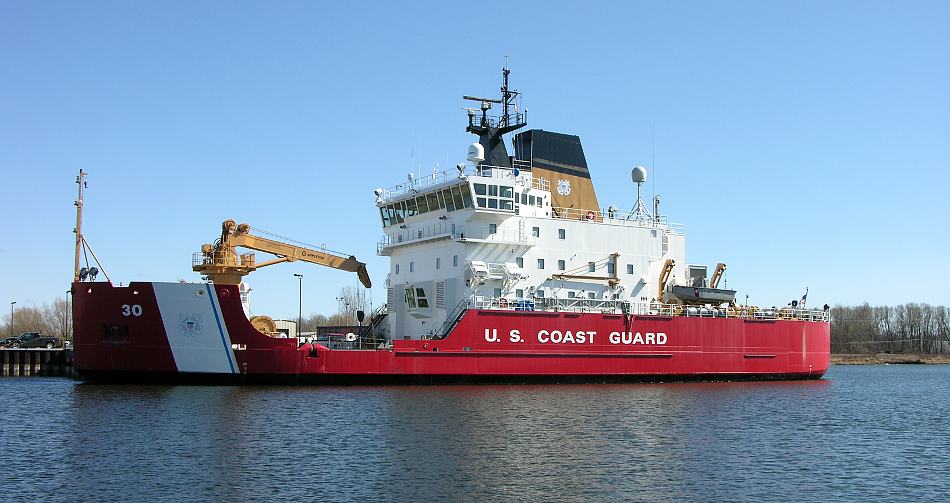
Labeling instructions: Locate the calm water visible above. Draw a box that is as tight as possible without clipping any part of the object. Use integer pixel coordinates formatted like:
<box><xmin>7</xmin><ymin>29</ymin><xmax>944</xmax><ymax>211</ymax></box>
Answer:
<box><xmin>1</xmin><ymin>366</ymin><xmax>948</xmax><ymax>502</ymax></box>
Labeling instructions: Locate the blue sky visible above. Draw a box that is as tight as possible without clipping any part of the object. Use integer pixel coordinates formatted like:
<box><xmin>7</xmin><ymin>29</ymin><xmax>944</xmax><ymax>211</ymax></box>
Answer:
<box><xmin>2</xmin><ymin>1</ymin><xmax>948</xmax><ymax>319</ymax></box>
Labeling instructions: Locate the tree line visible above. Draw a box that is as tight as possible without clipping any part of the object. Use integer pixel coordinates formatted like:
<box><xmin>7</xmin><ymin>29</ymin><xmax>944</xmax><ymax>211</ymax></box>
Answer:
<box><xmin>831</xmin><ymin>303</ymin><xmax>950</xmax><ymax>354</ymax></box>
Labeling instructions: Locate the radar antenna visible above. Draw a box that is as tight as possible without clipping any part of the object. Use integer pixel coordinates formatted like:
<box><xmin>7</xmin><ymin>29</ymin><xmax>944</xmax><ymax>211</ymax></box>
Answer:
<box><xmin>627</xmin><ymin>166</ymin><xmax>653</xmax><ymax>222</ymax></box>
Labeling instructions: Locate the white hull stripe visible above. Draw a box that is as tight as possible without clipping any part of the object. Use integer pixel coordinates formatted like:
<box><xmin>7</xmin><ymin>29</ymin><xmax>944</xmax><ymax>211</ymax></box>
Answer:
<box><xmin>153</xmin><ymin>282</ymin><xmax>237</xmax><ymax>374</ymax></box>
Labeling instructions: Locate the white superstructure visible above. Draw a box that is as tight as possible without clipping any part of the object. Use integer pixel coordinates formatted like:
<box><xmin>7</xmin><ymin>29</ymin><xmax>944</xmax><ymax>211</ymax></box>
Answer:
<box><xmin>376</xmin><ymin>161</ymin><xmax>686</xmax><ymax>340</ymax></box>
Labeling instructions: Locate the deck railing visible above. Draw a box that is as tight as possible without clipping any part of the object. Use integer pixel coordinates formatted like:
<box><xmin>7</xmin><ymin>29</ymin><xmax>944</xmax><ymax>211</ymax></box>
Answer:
<box><xmin>458</xmin><ymin>296</ymin><xmax>830</xmax><ymax>322</ymax></box>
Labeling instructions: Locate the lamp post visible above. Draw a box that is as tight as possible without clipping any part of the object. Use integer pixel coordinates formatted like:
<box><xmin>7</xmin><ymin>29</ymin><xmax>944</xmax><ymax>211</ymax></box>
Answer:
<box><xmin>10</xmin><ymin>301</ymin><xmax>15</xmax><ymax>336</ymax></box>
<box><xmin>293</xmin><ymin>274</ymin><xmax>303</xmax><ymax>340</ymax></box>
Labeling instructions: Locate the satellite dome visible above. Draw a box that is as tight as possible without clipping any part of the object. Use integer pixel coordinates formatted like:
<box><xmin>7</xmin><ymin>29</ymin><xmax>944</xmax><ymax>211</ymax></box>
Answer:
<box><xmin>631</xmin><ymin>166</ymin><xmax>647</xmax><ymax>184</ymax></box>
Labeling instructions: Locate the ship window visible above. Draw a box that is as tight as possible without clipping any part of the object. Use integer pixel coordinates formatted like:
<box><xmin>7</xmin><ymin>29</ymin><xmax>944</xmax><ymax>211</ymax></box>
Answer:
<box><xmin>427</xmin><ymin>192</ymin><xmax>440</xmax><ymax>212</ymax></box>
<box><xmin>410</xmin><ymin>261</ymin><xmax>415</xmax><ymax>273</ymax></box>
<box><xmin>588</xmin><ymin>292</ymin><xmax>596</xmax><ymax>299</ymax></box>
<box><xmin>537</xmin><ymin>258</ymin><xmax>545</xmax><ymax>269</ymax></box>
<box><xmin>489</xmin><ymin>224</ymin><xmax>497</xmax><ymax>234</ymax></box>
<box><xmin>627</xmin><ymin>264</ymin><xmax>635</xmax><ymax>274</ymax></box>
<box><xmin>442</xmin><ymin>189</ymin><xmax>456</xmax><ymax>212</ymax></box>
<box><xmin>488</xmin><ymin>185</ymin><xmax>498</xmax><ymax>197</ymax></box>
<box><xmin>607</xmin><ymin>262</ymin><xmax>615</xmax><ymax>274</ymax></box>
<box><xmin>460</xmin><ymin>184</ymin><xmax>473</xmax><ymax>208</ymax></box>
<box><xmin>493</xmin><ymin>288</ymin><xmax>502</xmax><ymax>298</ymax></box>
<box><xmin>558</xmin><ymin>229</ymin><xmax>565</xmax><ymax>239</ymax></box>
<box><xmin>416</xmin><ymin>195</ymin><xmax>429</xmax><ymax>213</ymax></box>
<box><xmin>500</xmin><ymin>186</ymin><xmax>513</xmax><ymax>198</ymax></box>
<box><xmin>488</xmin><ymin>199</ymin><xmax>498</xmax><ymax>209</ymax></box>
<box><xmin>416</xmin><ymin>288</ymin><xmax>429</xmax><ymax>308</ymax></box>
<box><xmin>516</xmin><ymin>257</ymin><xmax>523</xmax><ymax>268</ymax></box>
<box><xmin>516</xmin><ymin>289</ymin><xmax>524</xmax><ymax>298</ymax></box>
<box><xmin>453</xmin><ymin>186</ymin><xmax>466</xmax><ymax>208</ymax></box>
<box><xmin>521</xmin><ymin>193</ymin><xmax>528</xmax><ymax>205</ymax></box>
<box><xmin>588</xmin><ymin>262</ymin><xmax>596</xmax><ymax>272</ymax></box>
<box><xmin>568</xmin><ymin>292</ymin><xmax>576</xmax><ymax>298</ymax></box>
<box><xmin>405</xmin><ymin>198</ymin><xmax>418</xmax><ymax>216</ymax></box>
<box><xmin>404</xmin><ymin>287</ymin><xmax>417</xmax><ymax>308</ymax></box>
<box><xmin>394</xmin><ymin>202</ymin><xmax>405</xmax><ymax>223</ymax></box>
<box><xmin>529</xmin><ymin>195</ymin><xmax>536</xmax><ymax>206</ymax></box>
<box><xmin>477</xmin><ymin>197</ymin><xmax>487</xmax><ymax>208</ymax></box>
<box><xmin>380</xmin><ymin>207</ymin><xmax>390</xmax><ymax>227</ymax></box>
<box><xmin>436</xmin><ymin>257</ymin><xmax>441</xmax><ymax>269</ymax></box>
<box><xmin>500</xmin><ymin>200</ymin><xmax>514</xmax><ymax>211</ymax></box>
<box><xmin>535</xmin><ymin>290</ymin><xmax>544</xmax><ymax>298</ymax></box>
<box><xmin>436</xmin><ymin>190</ymin><xmax>446</xmax><ymax>209</ymax></box>
<box><xmin>453</xmin><ymin>255</ymin><xmax>458</xmax><ymax>267</ymax></box>
<box><xmin>474</xmin><ymin>183</ymin><xmax>487</xmax><ymax>195</ymax></box>
<box><xmin>558</xmin><ymin>259</ymin><xmax>565</xmax><ymax>271</ymax></box>
<box><xmin>537</xmin><ymin>197</ymin><xmax>543</xmax><ymax>207</ymax></box>
<box><xmin>395</xmin><ymin>264</ymin><xmax>400</xmax><ymax>274</ymax></box>
<box><xmin>531</xmin><ymin>227</ymin><xmax>540</xmax><ymax>237</ymax></box>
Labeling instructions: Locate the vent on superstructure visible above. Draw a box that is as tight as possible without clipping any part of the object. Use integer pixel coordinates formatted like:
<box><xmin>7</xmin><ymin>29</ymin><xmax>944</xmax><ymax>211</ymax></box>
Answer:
<box><xmin>387</xmin><ymin>286</ymin><xmax>395</xmax><ymax>307</ymax></box>
<box><xmin>435</xmin><ymin>281</ymin><xmax>446</xmax><ymax>309</ymax></box>
<box><xmin>662</xmin><ymin>234</ymin><xmax>669</xmax><ymax>256</ymax></box>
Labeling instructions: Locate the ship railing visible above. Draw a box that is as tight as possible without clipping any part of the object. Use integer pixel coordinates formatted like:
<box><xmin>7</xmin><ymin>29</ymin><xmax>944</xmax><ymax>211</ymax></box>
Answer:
<box><xmin>378</xmin><ymin>161</ymin><xmax>549</xmax><ymax>201</ymax></box>
<box><xmin>466</xmin><ymin>296</ymin><xmax>830</xmax><ymax>322</ymax></box>
<box><xmin>377</xmin><ymin>222</ymin><xmax>455</xmax><ymax>252</ymax></box>
<box><xmin>551</xmin><ymin>207</ymin><xmax>685</xmax><ymax>235</ymax></box>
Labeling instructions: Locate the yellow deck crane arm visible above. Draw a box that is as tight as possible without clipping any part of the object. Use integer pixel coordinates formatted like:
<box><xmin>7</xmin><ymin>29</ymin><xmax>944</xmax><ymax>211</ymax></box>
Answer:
<box><xmin>193</xmin><ymin>219</ymin><xmax>372</xmax><ymax>288</ymax></box>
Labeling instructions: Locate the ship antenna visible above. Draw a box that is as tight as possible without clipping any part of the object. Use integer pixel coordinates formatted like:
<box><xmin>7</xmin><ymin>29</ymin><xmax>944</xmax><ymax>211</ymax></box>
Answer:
<box><xmin>652</xmin><ymin>122</ymin><xmax>657</xmax><ymax>223</ymax></box>
<box><xmin>73</xmin><ymin>169</ymin><xmax>86</xmax><ymax>282</ymax></box>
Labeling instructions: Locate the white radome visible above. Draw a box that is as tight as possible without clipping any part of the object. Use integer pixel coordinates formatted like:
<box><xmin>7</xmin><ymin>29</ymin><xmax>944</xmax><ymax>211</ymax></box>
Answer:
<box><xmin>632</xmin><ymin>166</ymin><xmax>647</xmax><ymax>184</ymax></box>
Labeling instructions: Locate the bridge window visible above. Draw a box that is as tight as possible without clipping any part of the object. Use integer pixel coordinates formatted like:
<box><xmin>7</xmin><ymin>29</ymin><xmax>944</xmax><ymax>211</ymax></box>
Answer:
<box><xmin>427</xmin><ymin>192</ymin><xmax>440</xmax><ymax>212</ymax></box>
<box><xmin>380</xmin><ymin>207</ymin><xmax>391</xmax><ymax>227</ymax></box>
<box><xmin>405</xmin><ymin>198</ymin><xmax>418</xmax><ymax>217</ymax></box>
<box><xmin>474</xmin><ymin>183</ymin><xmax>487</xmax><ymax>196</ymax></box>
<box><xmin>460</xmin><ymin>185</ymin><xmax>473</xmax><ymax>208</ymax></box>
<box><xmin>444</xmin><ymin>190</ymin><xmax>455</xmax><ymax>211</ymax></box>
<box><xmin>488</xmin><ymin>185</ymin><xmax>498</xmax><ymax>197</ymax></box>
<box><xmin>452</xmin><ymin>186</ymin><xmax>466</xmax><ymax>209</ymax></box>
<box><xmin>416</xmin><ymin>195</ymin><xmax>429</xmax><ymax>213</ymax></box>
<box><xmin>500</xmin><ymin>186</ymin><xmax>514</xmax><ymax>198</ymax></box>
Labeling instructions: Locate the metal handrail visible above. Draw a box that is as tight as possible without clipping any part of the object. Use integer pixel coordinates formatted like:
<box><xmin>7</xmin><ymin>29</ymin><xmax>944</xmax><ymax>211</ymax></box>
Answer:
<box><xmin>379</xmin><ymin>162</ymin><xmax>549</xmax><ymax>201</ymax></box>
<box><xmin>552</xmin><ymin>207</ymin><xmax>685</xmax><ymax>235</ymax></box>
<box><xmin>462</xmin><ymin>296</ymin><xmax>830</xmax><ymax>322</ymax></box>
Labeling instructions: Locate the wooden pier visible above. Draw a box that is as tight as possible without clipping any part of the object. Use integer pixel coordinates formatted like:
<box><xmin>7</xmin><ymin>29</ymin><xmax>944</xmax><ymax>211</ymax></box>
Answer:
<box><xmin>1</xmin><ymin>348</ymin><xmax>75</xmax><ymax>378</ymax></box>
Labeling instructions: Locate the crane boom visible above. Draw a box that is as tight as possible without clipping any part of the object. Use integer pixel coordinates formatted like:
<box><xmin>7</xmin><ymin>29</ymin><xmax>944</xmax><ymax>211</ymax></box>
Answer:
<box><xmin>193</xmin><ymin>220</ymin><xmax>371</xmax><ymax>288</ymax></box>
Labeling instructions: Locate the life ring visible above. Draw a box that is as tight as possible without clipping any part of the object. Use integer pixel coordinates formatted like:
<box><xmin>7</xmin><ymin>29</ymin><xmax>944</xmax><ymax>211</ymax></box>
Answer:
<box><xmin>345</xmin><ymin>332</ymin><xmax>357</xmax><ymax>342</ymax></box>
<box><xmin>586</xmin><ymin>211</ymin><xmax>595</xmax><ymax>221</ymax></box>
<box><xmin>498</xmin><ymin>297</ymin><xmax>508</xmax><ymax>309</ymax></box>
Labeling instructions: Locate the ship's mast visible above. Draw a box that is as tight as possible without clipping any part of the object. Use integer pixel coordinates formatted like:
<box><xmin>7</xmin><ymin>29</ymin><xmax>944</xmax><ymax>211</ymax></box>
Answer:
<box><xmin>463</xmin><ymin>66</ymin><xmax>527</xmax><ymax>167</ymax></box>
<box><xmin>73</xmin><ymin>170</ymin><xmax>86</xmax><ymax>282</ymax></box>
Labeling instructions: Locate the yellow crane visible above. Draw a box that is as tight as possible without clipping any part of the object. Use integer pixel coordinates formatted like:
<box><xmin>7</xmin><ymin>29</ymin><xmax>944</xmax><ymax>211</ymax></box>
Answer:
<box><xmin>193</xmin><ymin>219</ymin><xmax>372</xmax><ymax>288</ymax></box>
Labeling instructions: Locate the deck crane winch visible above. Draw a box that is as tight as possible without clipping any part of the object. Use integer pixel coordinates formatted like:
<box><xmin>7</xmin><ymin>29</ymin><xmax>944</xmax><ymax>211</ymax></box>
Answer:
<box><xmin>193</xmin><ymin>219</ymin><xmax>372</xmax><ymax>288</ymax></box>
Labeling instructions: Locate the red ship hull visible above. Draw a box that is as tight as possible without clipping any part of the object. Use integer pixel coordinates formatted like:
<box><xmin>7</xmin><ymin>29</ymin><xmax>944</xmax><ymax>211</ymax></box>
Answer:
<box><xmin>72</xmin><ymin>282</ymin><xmax>829</xmax><ymax>383</ymax></box>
